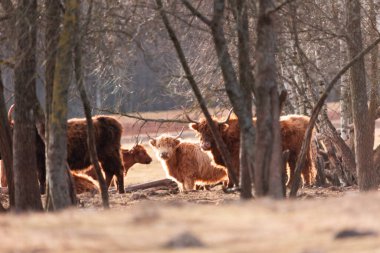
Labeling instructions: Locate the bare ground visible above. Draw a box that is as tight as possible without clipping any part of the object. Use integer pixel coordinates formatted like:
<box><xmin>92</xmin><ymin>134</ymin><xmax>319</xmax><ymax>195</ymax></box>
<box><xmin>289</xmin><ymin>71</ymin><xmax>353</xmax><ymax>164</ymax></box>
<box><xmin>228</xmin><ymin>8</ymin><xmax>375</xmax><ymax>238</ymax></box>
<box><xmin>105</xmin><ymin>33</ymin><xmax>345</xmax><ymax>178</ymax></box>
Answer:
<box><xmin>1</xmin><ymin>108</ymin><xmax>380</xmax><ymax>252</ymax></box>
<box><xmin>1</xmin><ymin>186</ymin><xmax>380</xmax><ymax>253</ymax></box>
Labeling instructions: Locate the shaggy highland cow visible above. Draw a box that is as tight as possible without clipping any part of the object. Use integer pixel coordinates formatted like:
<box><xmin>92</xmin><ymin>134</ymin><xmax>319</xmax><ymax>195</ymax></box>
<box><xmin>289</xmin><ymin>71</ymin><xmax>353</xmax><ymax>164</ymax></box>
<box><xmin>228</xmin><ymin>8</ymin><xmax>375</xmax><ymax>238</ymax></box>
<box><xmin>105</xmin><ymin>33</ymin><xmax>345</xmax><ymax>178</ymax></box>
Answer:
<box><xmin>149</xmin><ymin>133</ymin><xmax>228</xmax><ymax>191</ymax></box>
<box><xmin>8</xmin><ymin>105</ymin><xmax>125</xmax><ymax>193</ymax></box>
<box><xmin>189</xmin><ymin>113</ymin><xmax>316</xmax><ymax>186</ymax></box>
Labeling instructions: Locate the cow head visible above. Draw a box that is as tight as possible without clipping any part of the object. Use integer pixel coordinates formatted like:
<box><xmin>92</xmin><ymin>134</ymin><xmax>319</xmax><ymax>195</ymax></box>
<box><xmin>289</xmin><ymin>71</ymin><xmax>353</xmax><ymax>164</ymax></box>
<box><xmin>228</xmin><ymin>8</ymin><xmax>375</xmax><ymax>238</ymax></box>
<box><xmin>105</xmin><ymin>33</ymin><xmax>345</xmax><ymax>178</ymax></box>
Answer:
<box><xmin>188</xmin><ymin>110</ymin><xmax>232</xmax><ymax>151</ymax></box>
<box><xmin>127</xmin><ymin>144</ymin><xmax>152</xmax><ymax>165</ymax></box>
<box><xmin>148</xmin><ymin>129</ymin><xmax>184</xmax><ymax>161</ymax></box>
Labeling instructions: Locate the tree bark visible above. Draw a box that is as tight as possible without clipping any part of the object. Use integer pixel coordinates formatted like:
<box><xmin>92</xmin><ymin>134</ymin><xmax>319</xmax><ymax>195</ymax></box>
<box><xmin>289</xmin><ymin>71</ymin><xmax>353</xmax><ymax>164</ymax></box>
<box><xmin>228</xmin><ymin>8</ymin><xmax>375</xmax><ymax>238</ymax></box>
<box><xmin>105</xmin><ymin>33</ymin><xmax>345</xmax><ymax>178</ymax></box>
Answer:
<box><xmin>46</xmin><ymin>0</ymin><xmax>79</xmax><ymax>210</ymax></box>
<box><xmin>13</xmin><ymin>0</ymin><xmax>43</xmax><ymax>211</ymax></box>
<box><xmin>210</xmin><ymin>0</ymin><xmax>255</xmax><ymax>198</ymax></box>
<box><xmin>234</xmin><ymin>0</ymin><xmax>255</xmax><ymax>199</ymax></box>
<box><xmin>254</xmin><ymin>0</ymin><xmax>283</xmax><ymax>198</ymax></box>
<box><xmin>346</xmin><ymin>0</ymin><xmax>377</xmax><ymax>190</ymax></box>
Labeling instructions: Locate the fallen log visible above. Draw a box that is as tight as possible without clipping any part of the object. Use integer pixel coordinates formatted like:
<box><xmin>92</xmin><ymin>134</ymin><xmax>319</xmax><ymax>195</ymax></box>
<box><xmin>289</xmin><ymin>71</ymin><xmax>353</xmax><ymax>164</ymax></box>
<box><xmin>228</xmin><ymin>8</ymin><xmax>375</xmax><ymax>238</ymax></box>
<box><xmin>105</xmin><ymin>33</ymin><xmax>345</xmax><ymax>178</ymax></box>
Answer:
<box><xmin>124</xmin><ymin>179</ymin><xmax>177</xmax><ymax>193</ymax></box>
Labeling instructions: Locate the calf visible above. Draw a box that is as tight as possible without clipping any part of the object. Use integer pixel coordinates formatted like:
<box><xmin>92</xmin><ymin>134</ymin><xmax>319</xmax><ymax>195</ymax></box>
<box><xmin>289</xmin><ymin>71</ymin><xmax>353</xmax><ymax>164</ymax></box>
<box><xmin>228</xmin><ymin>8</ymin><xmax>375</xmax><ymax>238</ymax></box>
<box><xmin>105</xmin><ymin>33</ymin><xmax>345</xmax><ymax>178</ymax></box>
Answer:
<box><xmin>71</xmin><ymin>172</ymin><xmax>99</xmax><ymax>194</ymax></box>
<box><xmin>85</xmin><ymin>144</ymin><xmax>152</xmax><ymax>180</ymax></box>
<box><xmin>149</xmin><ymin>133</ymin><xmax>228</xmax><ymax>191</ymax></box>
<box><xmin>189</xmin><ymin>113</ymin><xmax>316</xmax><ymax>186</ymax></box>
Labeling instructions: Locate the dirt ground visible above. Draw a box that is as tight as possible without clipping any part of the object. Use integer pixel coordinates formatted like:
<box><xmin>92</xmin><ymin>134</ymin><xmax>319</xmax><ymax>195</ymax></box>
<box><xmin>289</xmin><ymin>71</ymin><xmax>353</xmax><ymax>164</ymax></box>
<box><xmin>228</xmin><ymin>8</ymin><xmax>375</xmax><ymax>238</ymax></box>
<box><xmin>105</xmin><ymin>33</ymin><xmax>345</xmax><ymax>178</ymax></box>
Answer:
<box><xmin>1</xmin><ymin>108</ymin><xmax>380</xmax><ymax>252</ymax></box>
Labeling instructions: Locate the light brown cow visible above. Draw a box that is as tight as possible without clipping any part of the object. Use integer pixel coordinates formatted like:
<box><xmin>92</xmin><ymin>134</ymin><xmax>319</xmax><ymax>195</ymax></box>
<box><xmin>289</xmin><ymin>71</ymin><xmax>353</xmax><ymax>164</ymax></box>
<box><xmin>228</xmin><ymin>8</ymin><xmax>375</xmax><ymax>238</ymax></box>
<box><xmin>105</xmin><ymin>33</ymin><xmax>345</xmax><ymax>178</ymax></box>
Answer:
<box><xmin>149</xmin><ymin>134</ymin><xmax>228</xmax><ymax>191</ymax></box>
<box><xmin>0</xmin><ymin>160</ymin><xmax>6</xmax><ymax>187</ymax></box>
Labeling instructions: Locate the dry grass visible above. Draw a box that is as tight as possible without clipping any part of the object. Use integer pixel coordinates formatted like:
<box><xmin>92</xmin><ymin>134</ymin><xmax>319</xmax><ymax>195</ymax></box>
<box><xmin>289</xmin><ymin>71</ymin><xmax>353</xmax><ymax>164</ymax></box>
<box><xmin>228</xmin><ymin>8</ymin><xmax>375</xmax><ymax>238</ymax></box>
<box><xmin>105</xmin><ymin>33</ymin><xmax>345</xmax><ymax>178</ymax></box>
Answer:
<box><xmin>1</xmin><ymin>189</ymin><xmax>380</xmax><ymax>253</ymax></box>
<box><xmin>1</xmin><ymin>108</ymin><xmax>380</xmax><ymax>252</ymax></box>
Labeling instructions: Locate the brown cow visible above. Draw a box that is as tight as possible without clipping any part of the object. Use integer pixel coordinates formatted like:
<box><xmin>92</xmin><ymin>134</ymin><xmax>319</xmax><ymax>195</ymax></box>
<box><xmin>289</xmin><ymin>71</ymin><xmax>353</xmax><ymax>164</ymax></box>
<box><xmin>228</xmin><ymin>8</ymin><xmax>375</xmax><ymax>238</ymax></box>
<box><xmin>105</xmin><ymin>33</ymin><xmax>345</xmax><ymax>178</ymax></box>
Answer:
<box><xmin>149</xmin><ymin>133</ymin><xmax>228</xmax><ymax>191</ymax></box>
<box><xmin>7</xmin><ymin>105</ymin><xmax>125</xmax><ymax>193</ymax></box>
<box><xmin>85</xmin><ymin>144</ymin><xmax>152</xmax><ymax>180</ymax></box>
<box><xmin>71</xmin><ymin>172</ymin><xmax>99</xmax><ymax>194</ymax></box>
<box><xmin>0</xmin><ymin>160</ymin><xmax>6</xmax><ymax>187</ymax></box>
<box><xmin>189</xmin><ymin>114</ymin><xmax>316</xmax><ymax>187</ymax></box>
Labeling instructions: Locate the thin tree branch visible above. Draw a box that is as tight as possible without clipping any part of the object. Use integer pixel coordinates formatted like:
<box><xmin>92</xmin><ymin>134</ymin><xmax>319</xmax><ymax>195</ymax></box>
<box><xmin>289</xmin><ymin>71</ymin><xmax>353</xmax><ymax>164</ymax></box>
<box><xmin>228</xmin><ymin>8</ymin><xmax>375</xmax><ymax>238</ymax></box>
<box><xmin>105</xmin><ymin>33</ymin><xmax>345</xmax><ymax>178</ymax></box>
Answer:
<box><xmin>181</xmin><ymin>0</ymin><xmax>212</xmax><ymax>26</ymax></box>
<box><xmin>96</xmin><ymin>107</ymin><xmax>198</xmax><ymax>124</ymax></box>
<box><xmin>266</xmin><ymin>0</ymin><xmax>298</xmax><ymax>15</ymax></box>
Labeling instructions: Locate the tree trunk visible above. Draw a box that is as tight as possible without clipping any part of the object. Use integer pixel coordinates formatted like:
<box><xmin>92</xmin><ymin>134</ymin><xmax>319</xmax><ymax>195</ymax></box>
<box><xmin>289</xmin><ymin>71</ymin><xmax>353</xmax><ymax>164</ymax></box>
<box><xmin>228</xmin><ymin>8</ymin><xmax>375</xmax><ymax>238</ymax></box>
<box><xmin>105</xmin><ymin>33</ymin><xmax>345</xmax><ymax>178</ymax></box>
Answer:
<box><xmin>210</xmin><ymin>0</ymin><xmax>255</xmax><ymax>198</ymax></box>
<box><xmin>368</xmin><ymin>0</ymin><xmax>379</xmax><ymax>148</ymax></box>
<box><xmin>13</xmin><ymin>0</ymin><xmax>43</xmax><ymax>211</ymax></box>
<box><xmin>46</xmin><ymin>0</ymin><xmax>79</xmax><ymax>210</ymax></box>
<box><xmin>0</xmin><ymin>69</ymin><xmax>14</xmax><ymax>208</ymax></box>
<box><xmin>44</xmin><ymin>0</ymin><xmax>62</xmax><ymax>208</ymax></box>
<box><xmin>45</xmin><ymin>0</ymin><xmax>62</xmax><ymax>152</ymax></box>
<box><xmin>234</xmin><ymin>0</ymin><xmax>255</xmax><ymax>199</ymax></box>
<box><xmin>254</xmin><ymin>0</ymin><xmax>283</xmax><ymax>198</ymax></box>
<box><xmin>346</xmin><ymin>0</ymin><xmax>377</xmax><ymax>190</ymax></box>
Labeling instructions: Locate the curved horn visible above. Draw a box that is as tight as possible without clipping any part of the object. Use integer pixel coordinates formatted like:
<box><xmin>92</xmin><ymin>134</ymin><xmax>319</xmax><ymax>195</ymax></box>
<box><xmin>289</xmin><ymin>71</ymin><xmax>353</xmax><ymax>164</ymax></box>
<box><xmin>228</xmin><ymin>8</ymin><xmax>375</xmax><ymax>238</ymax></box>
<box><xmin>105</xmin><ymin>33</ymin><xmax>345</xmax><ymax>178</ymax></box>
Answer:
<box><xmin>185</xmin><ymin>113</ymin><xmax>199</xmax><ymax>124</ymax></box>
<box><xmin>220</xmin><ymin>108</ymin><xmax>233</xmax><ymax>124</ymax></box>
<box><xmin>146</xmin><ymin>132</ymin><xmax>154</xmax><ymax>140</ymax></box>
<box><xmin>8</xmin><ymin>104</ymin><xmax>15</xmax><ymax>123</ymax></box>
<box><xmin>174</xmin><ymin>127</ymin><xmax>185</xmax><ymax>139</ymax></box>
<box><xmin>134</xmin><ymin>135</ymin><xmax>139</xmax><ymax>146</ymax></box>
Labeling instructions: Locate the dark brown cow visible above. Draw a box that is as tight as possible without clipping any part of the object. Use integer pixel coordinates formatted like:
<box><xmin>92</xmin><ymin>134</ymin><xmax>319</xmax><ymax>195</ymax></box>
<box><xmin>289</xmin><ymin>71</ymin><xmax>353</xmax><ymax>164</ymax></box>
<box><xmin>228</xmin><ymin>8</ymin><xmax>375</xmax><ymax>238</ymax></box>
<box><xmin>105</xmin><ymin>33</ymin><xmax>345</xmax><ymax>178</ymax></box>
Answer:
<box><xmin>189</xmin><ymin>114</ymin><xmax>316</xmax><ymax>186</ymax></box>
<box><xmin>7</xmin><ymin>105</ymin><xmax>125</xmax><ymax>193</ymax></box>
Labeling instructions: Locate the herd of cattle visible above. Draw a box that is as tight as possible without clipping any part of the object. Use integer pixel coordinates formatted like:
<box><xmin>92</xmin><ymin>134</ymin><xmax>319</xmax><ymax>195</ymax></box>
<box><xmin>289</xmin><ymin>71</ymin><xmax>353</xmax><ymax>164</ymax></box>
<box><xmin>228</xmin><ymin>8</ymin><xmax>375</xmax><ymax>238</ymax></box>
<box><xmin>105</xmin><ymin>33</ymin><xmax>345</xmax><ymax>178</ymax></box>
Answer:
<box><xmin>0</xmin><ymin>106</ymin><xmax>316</xmax><ymax>195</ymax></box>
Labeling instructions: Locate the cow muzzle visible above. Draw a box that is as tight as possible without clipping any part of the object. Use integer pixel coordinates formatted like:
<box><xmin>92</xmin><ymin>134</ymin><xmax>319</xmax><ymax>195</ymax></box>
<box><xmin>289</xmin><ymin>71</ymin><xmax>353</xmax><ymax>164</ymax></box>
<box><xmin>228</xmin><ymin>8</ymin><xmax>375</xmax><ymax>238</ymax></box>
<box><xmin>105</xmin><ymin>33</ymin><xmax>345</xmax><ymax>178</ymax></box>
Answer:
<box><xmin>201</xmin><ymin>141</ymin><xmax>211</xmax><ymax>151</ymax></box>
<box><xmin>159</xmin><ymin>152</ymin><xmax>169</xmax><ymax>160</ymax></box>
<box><xmin>144</xmin><ymin>157</ymin><xmax>153</xmax><ymax>164</ymax></box>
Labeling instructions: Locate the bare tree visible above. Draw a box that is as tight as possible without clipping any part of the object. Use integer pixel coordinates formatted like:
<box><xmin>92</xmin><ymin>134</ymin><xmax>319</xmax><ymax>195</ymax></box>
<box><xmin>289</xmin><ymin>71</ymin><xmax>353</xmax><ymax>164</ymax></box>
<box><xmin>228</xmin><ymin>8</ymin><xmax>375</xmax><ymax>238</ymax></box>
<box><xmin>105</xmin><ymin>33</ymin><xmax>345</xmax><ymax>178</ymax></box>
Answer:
<box><xmin>46</xmin><ymin>0</ymin><xmax>79</xmax><ymax>210</ymax></box>
<box><xmin>13</xmin><ymin>0</ymin><xmax>43</xmax><ymax>211</ymax></box>
<box><xmin>253</xmin><ymin>0</ymin><xmax>283</xmax><ymax>198</ymax></box>
<box><xmin>346</xmin><ymin>0</ymin><xmax>377</xmax><ymax>190</ymax></box>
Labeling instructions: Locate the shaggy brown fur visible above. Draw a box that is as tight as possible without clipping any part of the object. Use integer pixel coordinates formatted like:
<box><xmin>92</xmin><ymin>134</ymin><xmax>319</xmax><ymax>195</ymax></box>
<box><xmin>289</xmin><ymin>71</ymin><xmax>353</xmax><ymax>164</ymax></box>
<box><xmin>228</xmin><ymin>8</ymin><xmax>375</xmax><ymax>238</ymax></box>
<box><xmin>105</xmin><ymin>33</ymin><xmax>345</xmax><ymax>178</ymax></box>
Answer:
<box><xmin>8</xmin><ymin>115</ymin><xmax>124</xmax><ymax>194</ymax></box>
<box><xmin>0</xmin><ymin>160</ymin><xmax>6</xmax><ymax>187</ymax></box>
<box><xmin>149</xmin><ymin>135</ymin><xmax>228</xmax><ymax>191</ymax></box>
<box><xmin>84</xmin><ymin>144</ymin><xmax>152</xmax><ymax>180</ymax></box>
<box><xmin>190</xmin><ymin>114</ymin><xmax>316</xmax><ymax>186</ymax></box>
<box><xmin>65</xmin><ymin>116</ymin><xmax>124</xmax><ymax>193</ymax></box>
<box><xmin>71</xmin><ymin>171</ymin><xmax>99</xmax><ymax>194</ymax></box>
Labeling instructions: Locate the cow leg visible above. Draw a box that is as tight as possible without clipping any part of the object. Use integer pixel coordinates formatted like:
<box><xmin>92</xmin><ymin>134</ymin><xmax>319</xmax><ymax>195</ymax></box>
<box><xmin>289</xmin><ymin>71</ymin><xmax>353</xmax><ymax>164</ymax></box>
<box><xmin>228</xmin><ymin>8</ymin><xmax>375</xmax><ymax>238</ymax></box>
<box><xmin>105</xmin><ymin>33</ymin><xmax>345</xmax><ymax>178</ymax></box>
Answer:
<box><xmin>301</xmin><ymin>152</ymin><xmax>313</xmax><ymax>186</ymax></box>
<box><xmin>183</xmin><ymin>179</ymin><xmax>195</xmax><ymax>191</ymax></box>
<box><xmin>37</xmin><ymin>166</ymin><xmax>46</xmax><ymax>194</ymax></box>
<box><xmin>101</xmin><ymin>153</ymin><xmax>124</xmax><ymax>194</ymax></box>
<box><xmin>0</xmin><ymin>160</ymin><xmax>7</xmax><ymax>187</ymax></box>
<box><xmin>115</xmin><ymin>170</ymin><xmax>125</xmax><ymax>194</ymax></box>
<box><xmin>286</xmin><ymin>154</ymin><xmax>296</xmax><ymax>187</ymax></box>
<box><xmin>104</xmin><ymin>171</ymin><xmax>114</xmax><ymax>189</ymax></box>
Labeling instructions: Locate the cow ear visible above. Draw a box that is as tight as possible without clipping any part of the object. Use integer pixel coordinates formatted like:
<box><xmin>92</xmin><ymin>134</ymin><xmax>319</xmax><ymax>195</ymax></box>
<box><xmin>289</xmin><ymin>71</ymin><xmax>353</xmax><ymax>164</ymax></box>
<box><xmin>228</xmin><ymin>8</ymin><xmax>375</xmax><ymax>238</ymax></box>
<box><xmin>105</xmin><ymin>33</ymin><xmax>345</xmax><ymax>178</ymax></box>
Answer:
<box><xmin>120</xmin><ymin>148</ymin><xmax>128</xmax><ymax>155</ymax></box>
<box><xmin>174</xmin><ymin>139</ymin><xmax>180</xmax><ymax>147</ymax></box>
<box><xmin>219</xmin><ymin>123</ymin><xmax>229</xmax><ymax>131</ymax></box>
<box><xmin>149</xmin><ymin>139</ymin><xmax>156</xmax><ymax>147</ymax></box>
<box><xmin>189</xmin><ymin>123</ymin><xmax>198</xmax><ymax>131</ymax></box>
